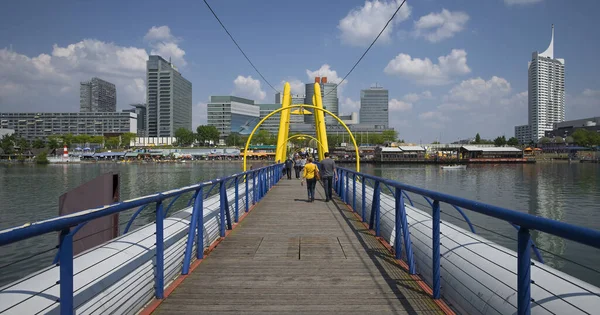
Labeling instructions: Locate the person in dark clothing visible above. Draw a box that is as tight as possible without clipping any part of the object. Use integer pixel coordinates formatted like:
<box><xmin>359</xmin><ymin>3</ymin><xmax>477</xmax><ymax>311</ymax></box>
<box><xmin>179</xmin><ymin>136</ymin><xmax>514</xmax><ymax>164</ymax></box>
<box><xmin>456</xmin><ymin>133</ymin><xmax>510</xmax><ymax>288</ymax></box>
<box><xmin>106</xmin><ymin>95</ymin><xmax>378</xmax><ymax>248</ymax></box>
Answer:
<box><xmin>320</xmin><ymin>152</ymin><xmax>338</xmax><ymax>202</ymax></box>
<box><xmin>294</xmin><ymin>157</ymin><xmax>301</xmax><ymax>179</ymax></box>
<box><xmin>285</xmin><ymin>157</ymin><xmax>294</xmax><ymax>179</ymax></box>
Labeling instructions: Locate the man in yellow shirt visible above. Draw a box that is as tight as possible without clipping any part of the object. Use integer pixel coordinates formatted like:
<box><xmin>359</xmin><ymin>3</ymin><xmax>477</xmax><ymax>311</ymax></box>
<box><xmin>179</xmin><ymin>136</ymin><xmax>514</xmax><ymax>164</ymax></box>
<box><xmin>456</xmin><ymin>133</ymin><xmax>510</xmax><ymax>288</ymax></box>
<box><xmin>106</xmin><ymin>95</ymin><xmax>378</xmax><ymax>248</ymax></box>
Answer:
<box><xmin>302</xmin><ymin>157</ymin><xmax>319</xmax><ymax>202</ymax></box>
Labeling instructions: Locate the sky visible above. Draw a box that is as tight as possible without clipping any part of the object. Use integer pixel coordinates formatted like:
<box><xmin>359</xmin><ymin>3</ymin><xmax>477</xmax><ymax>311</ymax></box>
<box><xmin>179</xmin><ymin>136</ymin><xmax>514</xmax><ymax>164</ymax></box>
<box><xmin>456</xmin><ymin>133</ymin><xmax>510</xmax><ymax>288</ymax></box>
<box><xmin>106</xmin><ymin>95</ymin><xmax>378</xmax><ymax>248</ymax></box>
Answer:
<box><xmin>0</xmin><ymin>0</ymin><xmax>599</xmax><ymax>143</ymax></box>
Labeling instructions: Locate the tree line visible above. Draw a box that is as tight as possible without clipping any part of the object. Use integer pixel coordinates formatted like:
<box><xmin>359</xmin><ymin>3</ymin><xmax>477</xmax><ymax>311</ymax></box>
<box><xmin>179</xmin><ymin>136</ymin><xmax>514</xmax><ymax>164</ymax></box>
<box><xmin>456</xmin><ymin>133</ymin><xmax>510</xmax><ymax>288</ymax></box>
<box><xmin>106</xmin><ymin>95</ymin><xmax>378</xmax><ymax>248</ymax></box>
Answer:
<box><xmin>0</xmin><ymin>132</ymin><xmax>138</xmax><ymax>155</ymax></box>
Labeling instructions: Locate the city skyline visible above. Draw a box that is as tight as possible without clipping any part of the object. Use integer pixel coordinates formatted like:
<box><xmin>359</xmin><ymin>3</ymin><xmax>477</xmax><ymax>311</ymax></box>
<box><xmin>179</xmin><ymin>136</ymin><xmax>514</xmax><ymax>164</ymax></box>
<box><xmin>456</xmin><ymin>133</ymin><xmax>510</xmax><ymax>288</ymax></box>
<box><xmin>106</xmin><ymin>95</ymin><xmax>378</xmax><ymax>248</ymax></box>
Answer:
<box><xmin>1</xmin><ymin>0</ymin><xmax>599</xmax><ymax>142</ymax></box>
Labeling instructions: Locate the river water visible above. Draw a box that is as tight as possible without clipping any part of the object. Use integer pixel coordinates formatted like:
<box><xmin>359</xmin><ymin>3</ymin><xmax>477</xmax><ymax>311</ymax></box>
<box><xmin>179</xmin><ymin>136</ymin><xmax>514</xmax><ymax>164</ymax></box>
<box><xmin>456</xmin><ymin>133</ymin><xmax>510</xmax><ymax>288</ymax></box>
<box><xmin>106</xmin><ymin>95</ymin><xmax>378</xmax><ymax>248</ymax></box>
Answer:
<box><xmin>0</xmin><ymin>162</ymin><xmax>599</xmax><ymax>287</ymax></box>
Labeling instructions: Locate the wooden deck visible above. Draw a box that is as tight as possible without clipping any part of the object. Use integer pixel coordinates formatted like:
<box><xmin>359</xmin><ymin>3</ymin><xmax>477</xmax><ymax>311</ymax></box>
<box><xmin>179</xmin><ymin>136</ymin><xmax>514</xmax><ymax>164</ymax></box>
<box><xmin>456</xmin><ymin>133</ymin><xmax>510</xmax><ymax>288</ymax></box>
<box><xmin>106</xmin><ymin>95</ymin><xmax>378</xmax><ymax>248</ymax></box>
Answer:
<box><xmin>153</xmin><ymin>178</ymin><xmax>445</xmax><ymax>315</ymax></box>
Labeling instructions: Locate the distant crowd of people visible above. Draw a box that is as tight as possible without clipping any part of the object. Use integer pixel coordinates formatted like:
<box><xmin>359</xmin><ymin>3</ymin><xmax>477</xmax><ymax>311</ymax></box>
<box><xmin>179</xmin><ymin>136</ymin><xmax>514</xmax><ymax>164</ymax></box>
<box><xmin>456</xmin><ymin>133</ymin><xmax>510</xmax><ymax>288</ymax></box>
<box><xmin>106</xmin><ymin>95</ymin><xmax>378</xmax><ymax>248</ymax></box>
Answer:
<box><xmin>282</xmin><ymin>152</ymin><xmax>337</xmax><ymax>203</ymax></box>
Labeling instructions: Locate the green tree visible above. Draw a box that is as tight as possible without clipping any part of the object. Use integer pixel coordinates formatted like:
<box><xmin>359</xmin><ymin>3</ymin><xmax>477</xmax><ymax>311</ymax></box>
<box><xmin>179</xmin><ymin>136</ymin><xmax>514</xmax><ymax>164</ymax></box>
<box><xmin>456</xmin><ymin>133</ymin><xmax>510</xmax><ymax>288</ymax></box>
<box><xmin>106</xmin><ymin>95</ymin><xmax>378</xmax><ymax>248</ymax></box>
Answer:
<box><xmin>90</xmin><ymin>136</ymin><xmax>104</xmax><ymax>144</ymax></box>
<box><xmin>565</xmin><ymin>136</ymin><xmax>574</xmax><ymax>144</ymax></box>
<box><xmin>175</xmin><ymin>128</ymin><xmax>195</xmax><ymax>146</ymax></box>
<box><xmin>0</xmin><ymin>134</ymin><xmax>16</xmax><ymax>154</ymax></box>
<box><xmin>32</xmin><ymin>139</ymin><xmax>46</xmax><ymax>149</ymax></box>
<box><xmin>61</xmin><ymin>134</ymin><xmax>74</xmax><ymax>147</ymax></box>
<box><xmin>553</xmin><ymin>136</ymin><xmax>565</xmax><ymax>144</ymax></box>
<box><xmin>35</xmin><ymin>151</ymin><xmax>49</xmax><ymax>165</ymax></box>
<box><xmin>196</xmin><ymin>125</ymin><xmax>220</xmax><ymax>145</ymax></box>
<box><xmin>17</xmin><ymin>137</ymin><xmax>30</xmax><ymax>152</ymax></box>
<box><xmin>475</xmin><ymin>133</ymin><xmax>481</xmax><ymax>144</ymax></box>
<box><xmin>493</xmin><ymin>136</ymin><xmax>507</xmax><ymax>147</ymax></box>
<box><xmin>382</xmin><ymin>130</ymin><xmax>398</xmax><ymax>142</ymax></box>
<box><xmin>226</xmin><ymin>132</ymin><xmax>244</xmax><ymax>146</ymax></box>
<box><xmin>105</xmin><ymin>137</ymin><xmax>120</xmax><ymax>149</ymax></box>
<box><xmin>538</xmin><ymin>137</ymin><xmax>551</xmax><ymax>144</ymax></box>
<box><xmin>47</xmin><ymin>136</ymin><xmax>60</xmax><ymax>150</ymax></box>
<box><xmin>571</xmin><ymin>129</ymin><xmax>589</xmax><ymax>146</ymax></box>
<box><xmin>120</xmin><ymin>132</ymin><xmax>137</xmax><ymax>148</ymax></box>
<box><xmin>507</xmin><ymin>137</ymin><xmax>519</xmax><ymax>146</ymax></box>
<box><xmin>252</xmin><ymin>129</ymin><xmax>272</xmax><ymax>145</ymax></box>
<box><xmin>370</xmin><ymin>134</ymin><xmax>385</xmax><ymax>145</ymax></box>
<box><xmin>431</xmin><ymin>141</ymin><xmax>440</xmax><ymax>144</ymax></box>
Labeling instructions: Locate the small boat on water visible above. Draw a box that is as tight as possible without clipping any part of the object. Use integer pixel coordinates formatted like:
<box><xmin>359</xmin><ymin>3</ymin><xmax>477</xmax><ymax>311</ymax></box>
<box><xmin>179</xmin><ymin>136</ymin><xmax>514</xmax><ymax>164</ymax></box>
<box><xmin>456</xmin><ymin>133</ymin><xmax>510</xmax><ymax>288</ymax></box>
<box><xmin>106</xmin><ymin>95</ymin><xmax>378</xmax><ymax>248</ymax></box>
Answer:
<box><xmin>441</xmin><ymin>165</ymin><xmax>466</xmax><ymax>170</ymax></box>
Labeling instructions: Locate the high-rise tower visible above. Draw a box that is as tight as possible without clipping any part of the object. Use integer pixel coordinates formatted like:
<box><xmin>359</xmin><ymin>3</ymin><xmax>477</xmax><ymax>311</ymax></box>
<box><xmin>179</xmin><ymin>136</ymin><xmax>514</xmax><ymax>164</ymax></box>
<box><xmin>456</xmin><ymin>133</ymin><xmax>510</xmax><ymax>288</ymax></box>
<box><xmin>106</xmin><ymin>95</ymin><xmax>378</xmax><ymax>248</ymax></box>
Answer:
<box><xmin>528</xmin><ymin>25</ymin><xmax>565</xmax><ymax>142</ymax></box>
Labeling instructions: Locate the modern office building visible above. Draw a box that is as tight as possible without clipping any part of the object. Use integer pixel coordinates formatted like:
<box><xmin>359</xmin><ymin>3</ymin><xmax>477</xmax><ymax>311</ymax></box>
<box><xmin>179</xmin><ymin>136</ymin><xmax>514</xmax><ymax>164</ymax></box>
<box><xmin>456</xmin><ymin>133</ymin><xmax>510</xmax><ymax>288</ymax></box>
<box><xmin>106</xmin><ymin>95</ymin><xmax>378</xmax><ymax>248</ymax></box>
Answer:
<box><xmin>146</xmin><ymin>55</ymin><xmax>192</xmax><ymax>137</ymax></box>
<box><xmin>207</xmin><ymin>96</ymin><xmax>260</xmax><ymax>138</ymax></box>
<box><xmin>80</xmin><ymin>77</ymin><xmax>116</xmax><ymax>113</ymax></box>
<box><xmin>544</xmin><ymin>116</ymin><xmax>600</xmax><ymax>138</ymax></box>
<box><xmin>258</xmin><ymin>104</ymin><xmax>281</xmax><ymax>134</ymax></box>
<box><xmin>122</xmin><ymin>104</ymin><xmax>147</xmax><ymax>136</ymax></box>
<box><xmin>304</xmin><ymin>77</ymin><xmax>339</xmax><ymax>125</ymax></box>
<box><xmin>360</xmin><ymin>86</ymin><xmax>389</xmax><ymax>129</ymax></box>
<box><xmin>275</xmin><ymin>93</ymin><xmax>281</xmax><ymax>104</ymax></box>
<box><xmin>515</xmin><ymin>125</ymin><xmax>531</xmax><ymax>144</ymax></box>
<box><xmin>0</xmin><ymin>112</ymin><xmax>137</xmax><ymax>141</ymax></box>
<box><xmin>527</xmin><ymin>25</ymin><xmax>565</xmax><ymax>142</ymax></box>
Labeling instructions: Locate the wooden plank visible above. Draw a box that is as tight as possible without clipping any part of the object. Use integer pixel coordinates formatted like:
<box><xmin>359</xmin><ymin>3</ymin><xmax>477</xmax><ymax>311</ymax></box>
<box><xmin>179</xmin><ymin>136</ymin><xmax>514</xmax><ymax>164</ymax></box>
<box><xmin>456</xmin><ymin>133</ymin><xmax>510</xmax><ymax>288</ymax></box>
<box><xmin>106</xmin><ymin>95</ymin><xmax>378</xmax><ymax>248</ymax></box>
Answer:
<box><xmin>154</xmin><ymin>179</ymin><xmax>445</xmax><ymax>315</ymax></box>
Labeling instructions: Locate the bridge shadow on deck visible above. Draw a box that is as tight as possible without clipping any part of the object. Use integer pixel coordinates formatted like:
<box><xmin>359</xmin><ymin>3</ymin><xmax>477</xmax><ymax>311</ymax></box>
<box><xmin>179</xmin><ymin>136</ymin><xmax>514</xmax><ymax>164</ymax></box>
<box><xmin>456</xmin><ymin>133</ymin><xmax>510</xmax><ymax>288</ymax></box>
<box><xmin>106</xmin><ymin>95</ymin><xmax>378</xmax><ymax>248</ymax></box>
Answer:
<box><xmin>153</xmin><ymin>179</ymin><xmax>444</xmax><ymax>315</ymax></box>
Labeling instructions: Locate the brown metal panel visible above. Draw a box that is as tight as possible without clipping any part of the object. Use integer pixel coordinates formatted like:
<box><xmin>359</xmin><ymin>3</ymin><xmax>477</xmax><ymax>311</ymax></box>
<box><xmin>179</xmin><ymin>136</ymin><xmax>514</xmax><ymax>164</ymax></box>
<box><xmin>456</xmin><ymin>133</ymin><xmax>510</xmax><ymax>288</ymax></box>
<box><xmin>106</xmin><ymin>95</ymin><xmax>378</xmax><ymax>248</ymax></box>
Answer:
<box><xmin>59</xmin><ymin>173</ymin><xmax>120</xmax><ymax>256</ymax></box>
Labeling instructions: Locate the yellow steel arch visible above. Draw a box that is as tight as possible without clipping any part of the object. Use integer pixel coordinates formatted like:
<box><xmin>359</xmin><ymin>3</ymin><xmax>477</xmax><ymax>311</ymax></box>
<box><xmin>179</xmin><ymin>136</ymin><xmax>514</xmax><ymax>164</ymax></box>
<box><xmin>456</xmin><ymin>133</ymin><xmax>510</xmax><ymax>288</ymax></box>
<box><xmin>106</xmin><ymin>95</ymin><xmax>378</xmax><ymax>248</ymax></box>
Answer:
<box><xmin>242</xmin><ymin>104</ymin><xmax>360</xmax><ymax>172</ymax></box>
<box><xmin>277</xmin><ymin>134</ymin><xmax>324</xmax><ymax>156</ymax></box>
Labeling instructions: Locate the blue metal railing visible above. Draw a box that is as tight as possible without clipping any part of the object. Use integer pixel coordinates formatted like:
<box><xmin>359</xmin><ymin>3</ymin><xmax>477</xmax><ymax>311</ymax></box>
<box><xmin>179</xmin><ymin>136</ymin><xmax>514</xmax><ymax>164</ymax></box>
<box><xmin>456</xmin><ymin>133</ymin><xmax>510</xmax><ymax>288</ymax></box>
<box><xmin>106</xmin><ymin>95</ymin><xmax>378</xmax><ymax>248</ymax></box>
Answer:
<box><xmin>0</xmin><ymin>163</ymin><xmax>283</xmax><ymax>315</ymax></box>
<box><xmin>334</xmin><ymin>167</ymin><xmax>600</xmax><ymax>315</ymax></box>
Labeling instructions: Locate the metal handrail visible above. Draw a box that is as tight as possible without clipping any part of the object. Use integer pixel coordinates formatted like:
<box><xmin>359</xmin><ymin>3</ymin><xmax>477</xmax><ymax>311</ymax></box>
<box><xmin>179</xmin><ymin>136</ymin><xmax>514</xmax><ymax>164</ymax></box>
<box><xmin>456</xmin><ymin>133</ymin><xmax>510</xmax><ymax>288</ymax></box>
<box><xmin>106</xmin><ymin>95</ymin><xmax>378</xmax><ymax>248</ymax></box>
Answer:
<box><xmin>335</xmin><ymin>166</ymin><xmax>600</xmax><ymax>315</ymax></box>
<box><xmin>0</xmin><ymin>163</ymin><xmax>284</xmax><ymax>315</ymax></box>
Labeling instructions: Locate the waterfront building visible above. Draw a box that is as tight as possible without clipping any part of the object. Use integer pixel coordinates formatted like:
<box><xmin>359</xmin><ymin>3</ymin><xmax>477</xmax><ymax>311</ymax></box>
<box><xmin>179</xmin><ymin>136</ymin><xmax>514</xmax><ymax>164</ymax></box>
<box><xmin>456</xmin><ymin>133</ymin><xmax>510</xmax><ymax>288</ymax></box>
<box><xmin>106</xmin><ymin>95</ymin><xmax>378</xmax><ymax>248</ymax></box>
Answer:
<box><xmin>304</xmin><ymin>77</ymin><xmax>339</xmax><ymax>125</ymax></box>
<box><xmin>544</xmin><ymin>116</ymin><xmax>600</xmax><ymax>138</ymax></box>
<box><xmin>80</xmin><ymin>77</ymin><xmax>116</xmax><ymax>113</ymax></box>
<box><xmin>0</xmin><ymin>112</ymin><xmax>137</xmax><ymax>141</ymax></box>
<box><xmin>527</xmin><ymin>25</ymin><xmax>565</xmax><ymax>142</ymax></box>
<box><xmin>258</xmin><ymin>103</ymin><xmax>281</xmax><ymax>134</ymax></box>
<box><xmin>122</xmin><ymin>104</ymin><xmax>147</xmax><ymax>136</ymax></box>
<box><xmin>146</xmin><ymin>55</ymin><xmax>192</xmax><ymax>137</ymax></box>
<box><xmin>360</xmin><ymin>86</ymin><xmax>389</xmax><ymax>129</ymax></box>
<box><xmin>515</xmin><ymin>125</ymin><xmax>531</xmax><ymax>144</ymax></box>
<box><xmin>207</xmin><ymin>96</ymin><xmax>260</xmax><ymax>138</ymax></box>
<box><xmin>339</xmin><ymin>112</ymin><xmax>359</xmax><ymax>125</ymax></box>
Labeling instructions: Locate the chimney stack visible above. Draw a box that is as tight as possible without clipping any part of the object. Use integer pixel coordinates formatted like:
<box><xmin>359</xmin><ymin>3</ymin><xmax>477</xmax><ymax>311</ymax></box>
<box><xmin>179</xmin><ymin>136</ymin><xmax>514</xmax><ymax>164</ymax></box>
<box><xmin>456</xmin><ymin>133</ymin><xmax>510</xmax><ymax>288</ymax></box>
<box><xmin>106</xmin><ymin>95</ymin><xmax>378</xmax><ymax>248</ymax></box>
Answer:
<box><xmin>321</xmin><ymin>77</ymin><xmax>328</xmax><ymax>83</ymax></box>
<box><xmin>314</xmin><ymin>77</ymin><xmax>321</xmax><ymax>83</ymax></box>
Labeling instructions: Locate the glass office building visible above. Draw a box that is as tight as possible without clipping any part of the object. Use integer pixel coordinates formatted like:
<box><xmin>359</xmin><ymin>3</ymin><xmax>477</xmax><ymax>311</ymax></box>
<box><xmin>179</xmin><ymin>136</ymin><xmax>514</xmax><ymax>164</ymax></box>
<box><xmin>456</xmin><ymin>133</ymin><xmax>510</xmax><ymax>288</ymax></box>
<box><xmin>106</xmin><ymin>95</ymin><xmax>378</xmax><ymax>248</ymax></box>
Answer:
<box><xmin>207</xmin><ymin>96</ymin><xmax>260</xmax><ymax>138</ymax></box>
<box><xmin>360</xmin><ymin>87</ymin><xmax>389</xmax><ymax>129</ymax></box>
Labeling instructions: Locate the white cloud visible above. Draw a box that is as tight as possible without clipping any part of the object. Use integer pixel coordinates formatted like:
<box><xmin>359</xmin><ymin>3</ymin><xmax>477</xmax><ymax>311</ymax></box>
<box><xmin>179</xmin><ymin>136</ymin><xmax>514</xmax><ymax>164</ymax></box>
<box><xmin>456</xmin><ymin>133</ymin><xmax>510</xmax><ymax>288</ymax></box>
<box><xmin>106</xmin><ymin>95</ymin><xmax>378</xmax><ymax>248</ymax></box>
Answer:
<box><xmin>504</xmin><ymin>0</ymin><xmax>543</xmax><ymax>5</ymax></box>
<box><xmin>384</xmin><ymin>49</ymin><xmax>470</xmax><ymax>85</ymax></box>
<box><xmin>279</xmin><ymin>79</ymin><xmax>305</xmax><ymax>96</ymax></box>
<box><xmin>445</xmin><ymin>76</ymin><xmax>511</xmax><ymax>106</ymax></box>
<box><xmin>341</xmin><ymin>97</ymin><xmax>360</xmax><ymax>113</ymax></box>
<box><xmin>193</xmin><ymin>102</ymin><xmax>208</xmax><ymax>127</ymax></box>
<box><xmin>413</xmin><ymin>9</ymin><xmax>469</xmax><ymax>43</ymax></box>
<box><xmin>0</xmin><ymin>26</ymin><xmax>187</xmax><ymax>113</ymax></box>
<box><xmin>144</xmin><ymin>26</ymin><xmax>179</xmax><ymax>42</ymax></box>
<box><xmin>390</xmin><ymin>98</ymin><xmax>412</xmax><ymax>111</ymax></box>
<box><xmin>233</xmin><ymin>75</ymin><xmax>266</xmax><ymax>101</ymax></box>
<box><xmin>402</xmin><ymin>90</ymin><xmax>433</xmax><ymax>103</ymax></box>
<box><xmin>144</xmin><ymin>25</ymin><xmax>186</xmax><ymax>67</ymax></box>
<box><xmin>419</xmin><ymin>111</ymin><xmax>448</xmax><ymax>121</ymax></box>
<box><xmin>338</xmin><ymin>0</ymin><xmax>412</xmax><ymax>46</ymax></box>
<box><xmin>306</xmin><ymin>64</ymin><xmax>343</xmax><ymax>84</ymax></box>
<box><xmin>567</xmin><ymin>89</ymin><xmax>600</xmax><ymax>119</ymax></box>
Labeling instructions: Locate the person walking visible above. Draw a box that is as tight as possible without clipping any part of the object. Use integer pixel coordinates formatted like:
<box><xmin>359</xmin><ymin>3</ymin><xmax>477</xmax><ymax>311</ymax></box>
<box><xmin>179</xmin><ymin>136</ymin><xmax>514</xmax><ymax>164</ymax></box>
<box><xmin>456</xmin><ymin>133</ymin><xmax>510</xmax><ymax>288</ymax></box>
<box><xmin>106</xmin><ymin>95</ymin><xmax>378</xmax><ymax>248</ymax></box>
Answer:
<box><xmin>320</xmin><ymin>152</ymin><xmax>338</xmax><ymax>202</ymax></box>
<box><xmin>285</xmin><ymin>157</ymin><xmax>294</xmax><ymax>180</ymax></box>
<box><xmin>302</xmin><ymin>157</ymin><xmax>319</xmax><ymax>202</ymax></box>
<box><xmin>299</xmin><ymin>155</ymin><xmax>307</xmax><ymax>177</ymax></box>
<box><xmin>294</xmin><ymin>157</ymin><xmax>301</xmax><ymax>179</ymax></box>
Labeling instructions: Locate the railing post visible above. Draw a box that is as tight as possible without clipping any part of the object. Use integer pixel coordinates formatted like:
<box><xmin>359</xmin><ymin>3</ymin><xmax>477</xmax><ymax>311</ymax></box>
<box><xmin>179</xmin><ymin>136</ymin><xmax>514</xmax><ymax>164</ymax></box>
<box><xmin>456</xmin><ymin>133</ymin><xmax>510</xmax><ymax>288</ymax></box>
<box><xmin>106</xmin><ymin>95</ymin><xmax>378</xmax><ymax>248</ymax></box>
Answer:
<box><xmin>155</xmin><ymin>199</ymin><xmax>165</xmax><ymax>299</ymax></box>
<box><xmin>432</xmin><ymin>200</ymin><xmax>441</xmax><ymax>299</ymax></box>
<box><xmin>398</xmin><ymin>189</ymin><xmax>416</xmax><ymax>274</ymax></box>
<box><xmin>394</xmin><ymin>188</ymin><xmax>402</xmax><ymax>259</ymax></box>
<box><xmin>219</xmin><ymin>181</ymin><xmax>226</xmax><ymax>237</ymax></box>
<box><xmin>340</xmin><ymin>171</ymin><xmax>345</xmax><ymax>202</ymax></box>
<box><xmin>234</xmin><ymin>176</ymin><xmax>239</xmax><ymax>223</ymax></box>
<box><xmin>58</xmin><ymin>228</ymin><xmax>73</xmax><ymax>315</ymax></box>
<box><xmin>361</xmin><ymin>176</ymin><xmax>366</xmax><ymax>222</ymax></box>
<box><xmin>518</xmin><ymin>227</ymin><xmax>532</xmax><ymax>315</ymax></box>
<box><xmin>183</xmin><ymin>188</ymin><xmax>202</xmax><ymax>274</ymax></box>
<box><xmin>252</xmin><ymin>171</ymin><xmax>257</xmax><ymax>205</ymax></box>
<box><xmin>245</xmin><ymin>174</ymin><xmax>249</xmax><ymax>212</ymax></box>
<box><xmin>369</xmin><ymin>181</ymin><xmax>381</xmax><ymax>236</ymax></box>
<box><xmin>196</xmin><ymin>187</ymin><xmax>204</xmax><ymax>259</ymax></box>
<box><xmin>352</xmin><ymin>173</ymin><xmax>356</xmax><ymax>211</ymax></box>
<box><xmin>345</xmin><ymin>171</ymin><xmax>349</xmax><ymax>204</ymax></box>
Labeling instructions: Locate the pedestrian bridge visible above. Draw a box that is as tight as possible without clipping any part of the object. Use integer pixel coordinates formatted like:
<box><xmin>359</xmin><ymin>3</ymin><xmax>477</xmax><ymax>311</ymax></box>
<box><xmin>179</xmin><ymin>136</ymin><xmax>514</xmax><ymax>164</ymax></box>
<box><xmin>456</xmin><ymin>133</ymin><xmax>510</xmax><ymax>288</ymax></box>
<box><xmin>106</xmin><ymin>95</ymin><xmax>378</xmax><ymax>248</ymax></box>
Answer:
<box><xmin>1</xmin><ymin>163</ymin><xmax>599</xmax><ymax>315</ymax></box>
